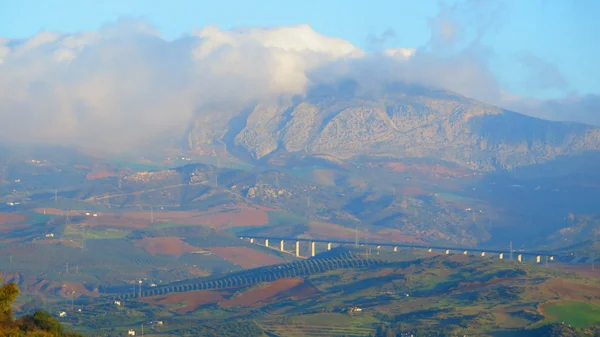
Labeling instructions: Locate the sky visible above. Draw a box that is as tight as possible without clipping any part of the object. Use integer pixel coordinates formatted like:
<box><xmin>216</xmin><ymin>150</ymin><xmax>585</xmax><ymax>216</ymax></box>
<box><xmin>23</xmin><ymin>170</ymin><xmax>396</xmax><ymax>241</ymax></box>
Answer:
<box><xmin>1</xmin><ymin>0</ymin><xmax>598</xmax><ymax>98</ymax></box>
<box><xmin>0</xmin><ymin>0</ymin><xmax>598</xmax><ymax>152</ymax></box>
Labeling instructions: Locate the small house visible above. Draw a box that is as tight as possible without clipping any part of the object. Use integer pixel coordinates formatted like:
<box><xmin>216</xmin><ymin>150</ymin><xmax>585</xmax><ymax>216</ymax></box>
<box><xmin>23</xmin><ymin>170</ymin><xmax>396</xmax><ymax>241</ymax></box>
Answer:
<box><xmin>59</xmin><ymin>312</ymin><xmax>66</xmax><ymax>317</ymax></box>
<box><xmin>348</xmin><ymin>306</ymin><xmax>363</xmax><ymax>313</ymax></box>
<box><xmin>114</xmin><ymin>300</ymin><xmax>121</xmax><ymax>306</ymax></box>
<box><xmin>128</xmin><ymin>329</ymin><xmax>135</xmax><ymax>336</ymax></box>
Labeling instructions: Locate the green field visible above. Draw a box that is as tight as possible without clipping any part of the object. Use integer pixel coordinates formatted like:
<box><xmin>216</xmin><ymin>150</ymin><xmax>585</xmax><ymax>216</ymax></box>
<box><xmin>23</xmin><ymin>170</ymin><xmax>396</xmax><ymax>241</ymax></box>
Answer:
<box><xmin>543</xmin><ymin>300</ymin><xmax>600</xmax><ymax>328</ymax></box>
<box><xmin>63</xmin><ymin>226</ymin><xmax>130</xmax><ymax>239</ymax></box>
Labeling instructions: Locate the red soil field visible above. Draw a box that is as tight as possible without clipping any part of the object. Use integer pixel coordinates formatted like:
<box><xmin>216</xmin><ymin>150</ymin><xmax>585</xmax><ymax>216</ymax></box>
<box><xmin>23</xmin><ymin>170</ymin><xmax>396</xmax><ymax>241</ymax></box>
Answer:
<box><xmin>86</xmin><ymin>170</ymin><xmax>117</xmax><ymax>180</ymax></box>
<box><xmin>0</xmin><ymin>213</ymin><xmax>28</xmax><ymax>225</ymax></box>
<box><xmin>209</xmin><ymin>247</ymin><xmax>284</xmax><ymax>269</ymax></box>
<box><xmin>184</xmin><ymin>208</ymin><xmax>269</xmax><ymax>229</ymax></box>
<box><xmin>32</xmin><ymin>206</ymin><xmax>268</xmax><ymax>230</ymax></box>
<box><xmin>398</xmin><ymin>186</ymin><xmax>427</xmax><ymax>196</ymax></box>
<box><xmin>134</xmin><ymin>237</ymin><xmax>199</xmax><ymax>255</ymax></box>
<box><xmin>0</xmin><ymin>224</ymin><xmax>29</xmax><ymax>234</ymax></box>
<box><xmin>83</xmin><ymin>215</ymin><xmax>152</xmax><ymax>229</ymax></box>
<box><xmin>142</xmin><ymin>290</ymin><xmax>227</xmax><ymax>314</ymax></box>
<box><xmin>273</xmin><ymin>280</ymin><xmax>319</xmax><ymax>301</ymax></box>
<box><xmin>542</xmin><ymin>278</ymin><xmax>600</xmax><ymax>300</ymax></box>
<box><xmin>0</xmin><ymin>238</ymin><xmax>22</xmax><ymax>245</ymax></box>
<box><xmin>121</xmin><ymin>205</ymin><xmax>269</xmax><ymax>229</ymax></box>
<box><xmin>549</xmin><ymin>264</ymin><xmax>600</xmax><ymax>279</ymax></box>
<box><xmin>122</xmin><ymin>211</ymin><xmax>202</xmax><ymax>220</ymax></box>
<box><xmin>220</xmin><ymin>278</ymin><xmax>303</xmax><ymax>307</ymax></box>
<box><xmin>59</xmin><ymin>282</ymin><xmax>100</xmax><ymax>297</ymax></box>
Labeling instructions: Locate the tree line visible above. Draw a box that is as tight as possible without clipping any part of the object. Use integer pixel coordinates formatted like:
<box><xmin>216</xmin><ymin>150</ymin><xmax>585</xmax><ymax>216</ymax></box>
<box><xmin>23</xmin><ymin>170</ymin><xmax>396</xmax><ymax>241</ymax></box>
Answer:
<box><xmin>113</xmin><ymin>252</ymin><xmax>384</xmax><ymax>300</ymax></box>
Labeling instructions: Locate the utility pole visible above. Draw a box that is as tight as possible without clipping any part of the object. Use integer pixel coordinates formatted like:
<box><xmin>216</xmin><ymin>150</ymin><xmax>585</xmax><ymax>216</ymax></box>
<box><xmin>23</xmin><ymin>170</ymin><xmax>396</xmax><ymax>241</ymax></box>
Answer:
<box><xmin>276</xmin><ymin>172</ymin><xmax>280</xmax><ymax>189</ymax></box>
<box><xmin>355</xmin><ymin>226</ymin><xmax>359</xmax><ymax>248</ymax></box>
<box><xmin>150</xmin><ymin>207</ymin><xmax>154</xmax><ymax>223</ymax></box>
<box><xmin>54</xmin><ymin>189</ymin><xmax>58</xmax><ymax>202</ymax></box>
<box><xmin>593</xmin><ymin>229</ymin><xmax>598</xmax><ymax>272</ymax></box>
<box><xmin>509</xmin><ymin>241</ymin><xmax>513</xmax><ymax>261</ymax></box>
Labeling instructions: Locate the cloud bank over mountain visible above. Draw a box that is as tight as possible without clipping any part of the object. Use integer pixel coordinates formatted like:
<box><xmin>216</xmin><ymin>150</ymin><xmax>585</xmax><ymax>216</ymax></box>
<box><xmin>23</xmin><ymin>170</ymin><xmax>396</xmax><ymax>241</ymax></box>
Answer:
<box><xmin>0</xmin><ymin>11</ymin><xmax>597</xmax><ymax>153</ymax></box>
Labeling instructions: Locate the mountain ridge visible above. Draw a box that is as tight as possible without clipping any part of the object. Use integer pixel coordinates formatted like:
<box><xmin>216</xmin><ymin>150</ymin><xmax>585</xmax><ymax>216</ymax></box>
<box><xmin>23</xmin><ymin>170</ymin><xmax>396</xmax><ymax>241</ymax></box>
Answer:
<box><xmin>186</xmin><ymin>83</ymin><xmax>600</xmax><ymax>171</ymax></box>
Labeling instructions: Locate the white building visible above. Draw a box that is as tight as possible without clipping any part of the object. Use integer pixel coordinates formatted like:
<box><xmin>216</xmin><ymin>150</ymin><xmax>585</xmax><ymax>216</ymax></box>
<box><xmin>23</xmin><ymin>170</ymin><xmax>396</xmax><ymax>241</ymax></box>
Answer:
<box><xmin>114</xmin><ymin>300</ymin><xmax>121</xmax><ymax>306</ymax></box>
<box><xmin>128</xmin><ymin>329</ymin><xmax>136</xmax><ymax>336</ymax></box>
<box><xmin>59</xmin><ymin>312</ymin><xmax>66</xmax><ymax>317</ymax></box>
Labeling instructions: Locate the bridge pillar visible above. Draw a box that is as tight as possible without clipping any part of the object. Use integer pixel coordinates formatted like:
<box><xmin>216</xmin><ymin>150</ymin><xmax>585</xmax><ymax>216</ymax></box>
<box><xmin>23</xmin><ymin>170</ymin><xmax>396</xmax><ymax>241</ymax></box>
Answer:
<box><xmin>517</xmin><ymin>254</ymin><xmax>522</xmax><ymax>262</ymax></box>
<box><xmin>250</xmin><ymin>238</ymin><xmax>254</xmax><ymax>244</ymax></box>
<box><xmin>393</xmin><ymin>246</ymin><xmax>398</xmax><ymax>252</ymax></box>
<box><xmin>536</xmin><ymin>255</ymin><xmax>541</xmax><ymax>263</ymax></box>
<box><xmin>311</xmin><ymin>242</ymin><xmax>316</xmax><ymax>257</ymax></box>
<box><xmin>280</xmin><ymin>240</ymin><xmax>285</xmax><ymax>252</ymax></box>
<box><xmin>327</xmin><ymin>242</ymin><xmax>332</xmax><ymax>251</ymax></box>
<box><xmin>463</xmin><ymin>251</ymin><xmax>468</xmax><ymax>255</ymax></box>
<box><xmin>499</xmin><ymin>253</ymin><xmax>504</xmax><ymax>260</ymax></box>
<box><xmin>265</xmin><ymin>239</ymin><xmax>269</xmax><ymax>247</ymax></box>
<box><xmin>445</xmin><ymin>249</ymin><xmax>450</xmax><ymax>255</ymax></box>
<box><xmin>295</xmin><ymin>241</ymin><xmax>300</xmax><ymax>257</ymax></box>
<box><xmin>481</xmin><ymin>252</ymin><xmax>486</xmax><ymax>257</ymax></box>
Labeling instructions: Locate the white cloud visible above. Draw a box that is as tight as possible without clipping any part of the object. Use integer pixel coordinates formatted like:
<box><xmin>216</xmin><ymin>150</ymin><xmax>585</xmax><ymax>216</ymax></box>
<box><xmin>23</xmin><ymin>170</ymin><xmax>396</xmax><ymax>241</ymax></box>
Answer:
<box><xmin>0</xmin><ymin>22</ymin><xmax>365</xmax><ymax>154</ymax></box>
<box><xmin>0</xmin><ymin>19</ymin><xmax>597</xmax><ymax>156</ymax></box>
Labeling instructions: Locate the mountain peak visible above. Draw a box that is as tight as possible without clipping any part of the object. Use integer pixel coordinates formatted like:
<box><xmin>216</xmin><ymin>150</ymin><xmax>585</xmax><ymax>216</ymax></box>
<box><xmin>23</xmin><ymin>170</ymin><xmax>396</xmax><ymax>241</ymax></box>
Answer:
<box><xmin>187</xmin><ymin>84</ymin><xmax>600</xmax><ymax>171</ymax></box>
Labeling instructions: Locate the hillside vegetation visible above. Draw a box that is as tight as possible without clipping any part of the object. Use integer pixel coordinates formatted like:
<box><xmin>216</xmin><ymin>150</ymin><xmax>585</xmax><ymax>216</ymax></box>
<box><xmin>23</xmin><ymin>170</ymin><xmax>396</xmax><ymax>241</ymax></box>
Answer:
<box><xmin>0</xmin><ymin>278</ymin><xmax>82</xmax><ymax>337</ymax></box>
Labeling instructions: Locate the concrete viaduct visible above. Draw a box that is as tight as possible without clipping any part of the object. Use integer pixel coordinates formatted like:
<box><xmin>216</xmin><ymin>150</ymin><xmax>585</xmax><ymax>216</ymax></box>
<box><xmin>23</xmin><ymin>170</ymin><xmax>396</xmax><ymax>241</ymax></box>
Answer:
<box><xmin>240</xmin><ymin>236</ymin><xmax>558</xmax><ymax>264</ymax></box>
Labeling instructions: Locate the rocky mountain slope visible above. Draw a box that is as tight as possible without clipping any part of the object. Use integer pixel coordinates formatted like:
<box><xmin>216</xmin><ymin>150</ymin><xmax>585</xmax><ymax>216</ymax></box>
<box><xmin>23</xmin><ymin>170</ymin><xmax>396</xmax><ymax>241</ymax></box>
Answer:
<box><xmin>186</xmin><ymin>83</ymin><xmax>600</xmax><ymax>171</ymax></box>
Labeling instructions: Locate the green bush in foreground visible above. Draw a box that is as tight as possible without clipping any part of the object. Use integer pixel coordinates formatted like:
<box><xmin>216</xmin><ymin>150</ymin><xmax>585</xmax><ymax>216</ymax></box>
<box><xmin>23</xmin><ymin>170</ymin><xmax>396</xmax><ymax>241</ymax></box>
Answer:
<box><xmin>0</xmin><ymin>278</ymin><xmax>83</xmax><ymax>337</ymax></box>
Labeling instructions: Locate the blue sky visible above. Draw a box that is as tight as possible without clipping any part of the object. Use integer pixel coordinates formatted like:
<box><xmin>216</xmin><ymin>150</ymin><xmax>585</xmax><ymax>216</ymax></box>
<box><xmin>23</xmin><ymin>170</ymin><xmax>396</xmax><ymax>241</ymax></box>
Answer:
<box><xmin>0</xmin><ymin>0</ymin><xmax>598</xmax><ymax>99</ymax></box>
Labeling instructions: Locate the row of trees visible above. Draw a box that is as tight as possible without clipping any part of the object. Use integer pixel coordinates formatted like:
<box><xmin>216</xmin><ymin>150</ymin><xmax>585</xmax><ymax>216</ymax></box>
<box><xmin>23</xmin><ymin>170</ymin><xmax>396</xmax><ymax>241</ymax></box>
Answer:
<box><xmin>172</xmin><ymin>321</ymin><xmax>264</xmax><ymax>337</ymax></box>
<box><xmin>366</xmin><ymin>322</ymin><xmax>600</xmax><ymax>337</ymax></box>
<box><xmin>113</xmin><ymin>252</ymin><xmax>384</xmax><ymax>299</ymax></box>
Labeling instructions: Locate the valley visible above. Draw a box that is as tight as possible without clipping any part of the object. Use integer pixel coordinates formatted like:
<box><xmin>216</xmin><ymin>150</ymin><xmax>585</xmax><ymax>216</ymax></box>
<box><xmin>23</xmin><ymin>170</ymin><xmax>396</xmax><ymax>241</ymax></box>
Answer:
<box><xmin>1</xmin><ymin>145</ymin><xmax>599</xmax><ymax>336</ymax></box>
